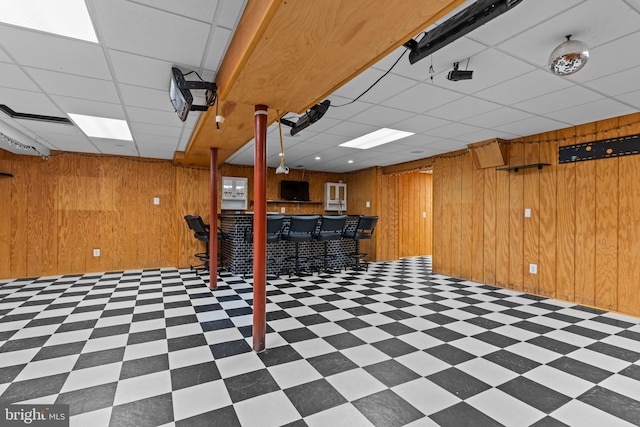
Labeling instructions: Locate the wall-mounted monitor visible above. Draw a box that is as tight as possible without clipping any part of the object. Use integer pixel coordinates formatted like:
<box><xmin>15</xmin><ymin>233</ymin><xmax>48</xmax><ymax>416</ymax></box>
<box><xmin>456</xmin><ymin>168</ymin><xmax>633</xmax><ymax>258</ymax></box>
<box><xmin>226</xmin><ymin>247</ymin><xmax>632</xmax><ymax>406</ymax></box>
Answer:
<box><xmin>280</xmin><ymin>180</ymin><xmax>310</xmax><ymax>201</ymax></box>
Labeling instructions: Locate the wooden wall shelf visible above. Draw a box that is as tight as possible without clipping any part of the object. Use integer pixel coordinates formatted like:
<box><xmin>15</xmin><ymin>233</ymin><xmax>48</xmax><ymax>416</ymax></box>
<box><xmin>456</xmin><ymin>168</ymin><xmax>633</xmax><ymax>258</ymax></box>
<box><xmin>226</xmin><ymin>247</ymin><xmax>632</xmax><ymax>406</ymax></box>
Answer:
<box><xmin>266</xmin><ymin>200</ymin><xmax>322</xmax><ymax>205</ymax></box>
<box><xmin>496</xmin><ymin>163</ymin><xmax>550</xmax><ymax>172</ymax></box>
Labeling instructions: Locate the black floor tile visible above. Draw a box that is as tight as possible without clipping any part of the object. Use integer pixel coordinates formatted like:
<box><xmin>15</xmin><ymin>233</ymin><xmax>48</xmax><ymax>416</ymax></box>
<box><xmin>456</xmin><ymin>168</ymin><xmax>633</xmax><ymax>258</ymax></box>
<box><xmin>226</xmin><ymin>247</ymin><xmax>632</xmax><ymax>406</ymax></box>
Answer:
<box><xmin>484</xmin><ymin>349</ymin><xmax>540</xmax><ymax>374</ymax></box>
<box><xmin>498</xmin><ymin>377</ymin><xmax>571</xmax><ymax>413</ymax></box>
<box><xmin>209</xmin><ymin>339</ymin><xmax>252</xmax><ymax>359</ymax></box>
<box><xmin>308</xmin><ymin>352</ymin><xmax>358</xmax><ymax>377</ymax></box>
<box><xmin>168</xmin><ymin>334</ymin><xmax>207</xmax><ymax>352</ymax></box>
<box><xmin>527</xmin><ymin>336</ymin><xmax>579</xmax><ymax>355</ymax></box>
<box><xmin>473</xmin><ymin>331</ymin><xmax>519</xmax><ymax>348</ymax></box>
<box><xmin>74</xmin><ymin>347</ymin><xmax>126</xmax><ymax>370</ymax></box>
<box><xmin>257</xmin><ymin>345</ymin><xmax>303</xmax><ymax>367</ymax></box>
<box><xmin>364</xmin><ymin>359</ymin><xmax>420</xmax><ymax>387</ymax></box>
<box><xmin>32</xmin><ymin>341</ymin><xmax>86</xmax><ymax>361</ymax></box>
<box><xmin>285</xmin><ymin>379</ymin><xmax>347</xmax><ymax>417</ymax></box>
<box><xmin>109</xmin><ymin>393</ymin><xmax>174</xmax><ymax>427</ymax></box>
<box><xmin>578</xmin><ymin>386</ymin><xmax>640</xmax><ymax>425</ymax></box>
<box><xmin>427</xmin><ymin>367</ymin><xmax>491</xmax><ymax>400</ymax></box>
<box><xmin>353</xmin><ymin>389</ymin><xmax>423</xmax><ymax>426</ymax></box>
<box><xmin>126</xmin><ymin>328</ymin><xmax>166</xmax><ymax>345</ymax></box>
<box><xmin>170</xmin><ymin>362</ymin><xmax>221</xmax><ymax>391</ymax></box>
<box><xmin>586</xmin><ymin>341</ymin><xmax>640</xmax><ymax>362</ymax></box>
<box><xmin>372</xmin><ymin>338</ymin><xmax>418</xmax><ymax>358</ymax></box>
<box><xmin>323</xmin><ymin>332</ymin><xmax>366</xmax><ymax>350</ymax></box>
<box><xmin>56</xmin><ymin>382</ymin><xmax>118</xmax><ymax>416</ymax></box>
<box><xmin>279</xmin><ymin>328</ymin><xmax>319</xmax><ymax>344</ymax></box>
<box><xmin>547</xmin><ymin>356</ymin><xmax>613</xmax><ymax>383</ymax></box>
<box><xmin>224</xmin><ymin>369</ymin><xmax>280</xmax><ymax>403</ymax></box>
<box><xmin>176</xmin><ymin>405</ymin><xmax>240</xmax><ymax>427</ymax></box>
<box><xmin>425</xmin><ymin>344</ymin><xmax>475</xmax><ymax>366</ymax></box>
<box><xmin>1</xmin><ymin>373</ymin><xmax>69</xmax><ymax>402</ymax></box>
<box><xmin>120</xmin><ymin>354</ymin><xmax>169</xmax><ymax>380</ymax></box>
<box><xmin>430</xmin><ymin>402</ymin><xmax>503</xmax><ymax>427</ymax></box>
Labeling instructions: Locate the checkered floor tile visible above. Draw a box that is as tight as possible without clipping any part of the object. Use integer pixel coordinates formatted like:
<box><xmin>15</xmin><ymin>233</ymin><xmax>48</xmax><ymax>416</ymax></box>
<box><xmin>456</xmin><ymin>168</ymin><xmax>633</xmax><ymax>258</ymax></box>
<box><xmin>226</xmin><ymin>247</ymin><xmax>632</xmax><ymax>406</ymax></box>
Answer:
<box><xmin>1</xmin><ymin>257</ymin><xmax>640</xmax><ymax>426</ymax></box>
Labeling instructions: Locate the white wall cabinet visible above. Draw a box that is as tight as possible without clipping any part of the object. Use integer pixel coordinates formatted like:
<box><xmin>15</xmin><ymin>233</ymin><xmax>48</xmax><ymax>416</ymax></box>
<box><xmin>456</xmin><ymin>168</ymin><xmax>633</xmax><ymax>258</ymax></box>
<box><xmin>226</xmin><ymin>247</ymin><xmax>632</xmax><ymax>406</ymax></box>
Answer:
<box><xmin>324</xmin><ymin>182</ymin><xmax>347</xmax><ymax>212</ymax></box>
<box><xmin>221</xmin><ymin>176</ymin><xmax>248</xmax><ymax>210</ymax></box>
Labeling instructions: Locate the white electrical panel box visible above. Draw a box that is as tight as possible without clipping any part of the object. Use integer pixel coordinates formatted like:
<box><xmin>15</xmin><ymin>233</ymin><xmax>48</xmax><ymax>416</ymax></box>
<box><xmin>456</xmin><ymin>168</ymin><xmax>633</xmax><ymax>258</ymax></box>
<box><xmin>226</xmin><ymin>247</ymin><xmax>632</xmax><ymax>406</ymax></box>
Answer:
<box><xmin>221</xmin><ymin>176</ymin><xmax>248</xmax><ymax>210</ymax></box>
<box><xmin>325</xmin><ymin>182</ymin><xmax>347</xmax><ymax>212</ymax></box>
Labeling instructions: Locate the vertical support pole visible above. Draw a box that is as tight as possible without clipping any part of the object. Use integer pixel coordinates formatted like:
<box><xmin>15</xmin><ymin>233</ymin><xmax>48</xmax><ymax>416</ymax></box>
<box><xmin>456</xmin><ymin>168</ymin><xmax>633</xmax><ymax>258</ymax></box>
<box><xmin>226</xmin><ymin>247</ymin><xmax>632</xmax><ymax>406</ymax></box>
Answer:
<box><xmin>209</xmin><ymin>147</ymin><xmax>219</xmax><ymax>290</ymax></box>
<box><xmin>253</xmin><ymin>105</ymin><xmax>268</xmax><ymax>352</ymax></box>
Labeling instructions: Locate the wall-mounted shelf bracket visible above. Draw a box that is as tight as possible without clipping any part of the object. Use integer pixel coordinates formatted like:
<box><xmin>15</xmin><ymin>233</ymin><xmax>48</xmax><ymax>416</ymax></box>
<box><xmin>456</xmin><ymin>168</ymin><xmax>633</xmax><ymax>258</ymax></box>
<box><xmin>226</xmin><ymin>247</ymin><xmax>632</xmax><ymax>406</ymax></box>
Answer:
<box><xmin>496</xmin><ymin>163</ymin><xmax>550</xmax><ymax>172</ymax></box>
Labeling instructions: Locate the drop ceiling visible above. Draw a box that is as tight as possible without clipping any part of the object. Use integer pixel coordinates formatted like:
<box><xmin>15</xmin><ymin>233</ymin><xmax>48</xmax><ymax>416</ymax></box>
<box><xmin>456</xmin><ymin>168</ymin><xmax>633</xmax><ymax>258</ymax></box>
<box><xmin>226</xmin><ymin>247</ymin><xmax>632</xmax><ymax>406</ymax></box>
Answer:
<box><xmin>1</xmin><ymin>0</ymin><xmax>639</xmax><ymax>173</ymax></box>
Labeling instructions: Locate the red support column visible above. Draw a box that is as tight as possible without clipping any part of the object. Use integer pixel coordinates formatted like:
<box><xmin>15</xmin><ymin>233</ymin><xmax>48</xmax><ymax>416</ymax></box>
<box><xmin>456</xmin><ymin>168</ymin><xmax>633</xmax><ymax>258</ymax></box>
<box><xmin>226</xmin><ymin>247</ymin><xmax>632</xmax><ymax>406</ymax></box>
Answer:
<box><xmin>253</xmin><ymin>105</ymin><xmax>268</xmax><ymax>352</ymax></box>
<box><xmin>209</xmin><ymin>147</ymin><xmax>219</xmax><ymax>290</ymax></box>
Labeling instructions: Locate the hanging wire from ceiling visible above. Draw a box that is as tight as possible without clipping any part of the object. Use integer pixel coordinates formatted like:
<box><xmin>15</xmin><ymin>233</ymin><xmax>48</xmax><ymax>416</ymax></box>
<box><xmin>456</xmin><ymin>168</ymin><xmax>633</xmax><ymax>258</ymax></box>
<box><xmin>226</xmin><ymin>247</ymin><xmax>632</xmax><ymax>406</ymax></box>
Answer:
<box><xmin>330</xmin><ymin>35</ymin><xmax>421</xmax><ymax>108</ymax></box>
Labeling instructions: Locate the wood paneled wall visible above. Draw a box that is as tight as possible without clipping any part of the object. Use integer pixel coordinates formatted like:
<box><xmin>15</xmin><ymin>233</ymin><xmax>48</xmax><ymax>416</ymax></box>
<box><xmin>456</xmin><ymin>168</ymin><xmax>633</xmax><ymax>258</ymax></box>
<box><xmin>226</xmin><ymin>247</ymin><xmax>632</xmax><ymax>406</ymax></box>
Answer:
<box><xmin>1</xmin><ymin>152</ymin><xmax>186</xmax><ymax>279</ymax></box>
<box><xmin>376</xmin><ymin>170</ymin><xmax>433</xmax><ymax>261</ymax></box>
<box><xmin>0</xmin><ymin>153</ymin><xmax>370</xmax><ymax>279</ymax></box>
<box><xmin>433</xmin><ymin>112</ymin><xmax>640</xmax><ymax>317</ymax></box>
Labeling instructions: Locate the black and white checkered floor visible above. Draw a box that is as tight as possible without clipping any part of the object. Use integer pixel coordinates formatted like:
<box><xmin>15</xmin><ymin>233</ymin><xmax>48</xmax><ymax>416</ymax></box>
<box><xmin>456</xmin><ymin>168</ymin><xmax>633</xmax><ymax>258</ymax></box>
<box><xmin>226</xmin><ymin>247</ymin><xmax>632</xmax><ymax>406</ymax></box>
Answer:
<box><xmin>1</xmin><ymin>257</ymin><xmax>640</xmax><ymax>426</ymax></box>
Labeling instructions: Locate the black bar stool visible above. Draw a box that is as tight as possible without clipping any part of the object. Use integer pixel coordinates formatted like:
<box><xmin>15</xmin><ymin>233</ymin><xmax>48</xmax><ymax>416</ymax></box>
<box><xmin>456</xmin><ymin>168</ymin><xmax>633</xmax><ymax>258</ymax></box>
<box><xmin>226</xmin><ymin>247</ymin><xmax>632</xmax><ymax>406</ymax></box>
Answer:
<box><xmin>343</xmin><ymin>215</ymin><xmax>378</xmax><ymax>271</ymax></box>
<box><xmin>242</xmin><ymin>215</ymin><xmax>285</xmax><ymax>278</ymax></box>
<box><xmin>315</xmin><ymin>215</ymin><xmax>348</xmax><ymax>274</ymax></box>
<box><xmin>184</xmin><ymin>215</ymin><xmax>229</xmax><ymax>274</ymax></box>
<box><xmin>283</xmin><ymin>215</ymin><xmax>320</xmax><ymax>276</ymax></box>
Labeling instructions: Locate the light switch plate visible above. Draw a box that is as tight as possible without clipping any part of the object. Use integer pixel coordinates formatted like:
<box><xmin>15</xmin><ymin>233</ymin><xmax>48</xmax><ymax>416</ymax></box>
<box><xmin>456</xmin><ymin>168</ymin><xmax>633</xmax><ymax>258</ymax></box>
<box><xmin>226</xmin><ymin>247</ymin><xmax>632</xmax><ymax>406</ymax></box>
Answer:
<box><xmin>524</xmin><ymin>208</ymin><xmax>531</xmax><ymax>218</ymax></box>
<box><xmin>153</xmin><ymin>197</ymin><xmax>160</xmax><ymax>205</ymax></box>
<box><xmin>529</xmin><ymin>263</ymin><xmax>537</xmax><ymax>274</ymax></box>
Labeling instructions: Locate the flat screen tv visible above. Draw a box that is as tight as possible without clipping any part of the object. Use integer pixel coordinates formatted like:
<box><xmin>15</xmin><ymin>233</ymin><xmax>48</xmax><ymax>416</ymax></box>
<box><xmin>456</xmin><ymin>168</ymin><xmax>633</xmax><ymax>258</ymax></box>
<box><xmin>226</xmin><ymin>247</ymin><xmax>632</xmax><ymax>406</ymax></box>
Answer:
<box><xmin>169</xmin><ymin>67</ymin><xmax>193</xmax><ymax>122</ymax></box>
<box><xmin>280</xmin><ymin>180</ymin><xmax>310</xmax><ymax>201</ymax></box>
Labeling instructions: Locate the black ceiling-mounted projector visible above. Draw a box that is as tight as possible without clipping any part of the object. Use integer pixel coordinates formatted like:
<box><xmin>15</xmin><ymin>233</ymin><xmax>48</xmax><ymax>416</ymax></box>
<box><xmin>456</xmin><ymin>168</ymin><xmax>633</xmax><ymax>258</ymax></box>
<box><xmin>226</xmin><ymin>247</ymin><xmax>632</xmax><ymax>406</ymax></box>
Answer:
<box><xmin>280</xmin><ymin>100</ymin><xmax>330</xmax><ymax>136</ymax></box>
<box><xmin>447</xmin><ymin>62</ymin><xmax>473</xmax><ymax>81</ymax></box>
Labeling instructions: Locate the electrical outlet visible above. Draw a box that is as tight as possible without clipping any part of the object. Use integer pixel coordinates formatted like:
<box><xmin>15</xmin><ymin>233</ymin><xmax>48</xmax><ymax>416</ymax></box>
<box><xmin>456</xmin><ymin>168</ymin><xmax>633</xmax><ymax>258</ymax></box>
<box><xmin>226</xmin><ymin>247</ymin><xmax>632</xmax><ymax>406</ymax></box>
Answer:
<box><xmin>529</xmin><ymin>263</ymin><xmax>537</xmax><ymax>274</ymax></box>
<box><xmin>422</xmin><ymin>211</ymin><xmax>427</xmax><ymax>218</ymax></box>
<box><xmin>366</xmin><ymin>201</ymin><xmax>370</xmax><ymax>208</ymax></box>
<box><xmin>524</xmin><ymin>208</ymin><xmax>531</xmax><ymax>218</ymax></box>
<box><xmin>153</xmin><ymin>197</ymin><xmax>160</xmax><ymax>205</ymax></box>
<box><xmin>93</xmin><ymin>249</ymin><xmax>100</xmax><ymax>257</ymax></box>
<box><xmin>280</xmin><ymin>207</ymin><xmax>286</xmax><ymax>213</ymax></box>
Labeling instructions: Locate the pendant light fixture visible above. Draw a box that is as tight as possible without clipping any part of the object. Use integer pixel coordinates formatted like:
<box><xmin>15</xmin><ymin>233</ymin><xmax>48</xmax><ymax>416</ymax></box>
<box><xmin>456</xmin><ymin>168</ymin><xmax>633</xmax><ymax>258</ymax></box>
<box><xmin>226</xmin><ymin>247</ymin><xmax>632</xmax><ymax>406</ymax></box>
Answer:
<box><xmin>548</xmin><ymin>35</ymin><xmax>589</xmax><ymax>76</ymax></box>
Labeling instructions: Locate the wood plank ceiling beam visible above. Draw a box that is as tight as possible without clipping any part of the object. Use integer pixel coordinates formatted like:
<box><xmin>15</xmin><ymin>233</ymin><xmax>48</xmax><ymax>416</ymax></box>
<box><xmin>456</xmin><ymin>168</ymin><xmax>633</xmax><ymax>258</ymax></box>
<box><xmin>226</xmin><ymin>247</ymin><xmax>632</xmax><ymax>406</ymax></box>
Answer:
<box><xmin>175</xmin><ymin>0</ymin><xmax>465</xmax><ymax>168</ymax></box>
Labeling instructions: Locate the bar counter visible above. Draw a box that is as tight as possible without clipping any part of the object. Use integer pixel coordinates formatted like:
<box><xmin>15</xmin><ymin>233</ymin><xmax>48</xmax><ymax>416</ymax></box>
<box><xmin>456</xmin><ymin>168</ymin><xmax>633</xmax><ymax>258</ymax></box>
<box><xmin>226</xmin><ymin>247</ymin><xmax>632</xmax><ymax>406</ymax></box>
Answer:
<box><xmin>219</xmin><ymin>214</ymin><xmax>359</xmax><ymax>276</ymax></box>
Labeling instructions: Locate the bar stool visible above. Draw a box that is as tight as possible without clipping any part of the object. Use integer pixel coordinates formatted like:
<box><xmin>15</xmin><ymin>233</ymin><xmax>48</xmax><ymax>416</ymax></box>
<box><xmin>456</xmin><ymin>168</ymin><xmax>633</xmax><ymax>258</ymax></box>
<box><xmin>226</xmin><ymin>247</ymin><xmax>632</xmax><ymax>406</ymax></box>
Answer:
<box><xmin>283</xmin><ymin>215</ymin><xmax>320</xmax><ymax>276</ymax></box>
<box><xmin>343</xmin><ymin>215</ymin><xmax>378</xmax><ymax>271</ymax></box>
<box><xmin>314</xmin><ymin>215</ymin><xmax>348</xmax><ymax>274</ymax></box>
<box><xmin>184</xmin><ymin>215</ymin><xmax>229</xmax><ymax>275</ymax></box>
<box><xmin>242</xmin><ymin>215</ymin><xmax>285</xmax><ymax>278</ymax></box>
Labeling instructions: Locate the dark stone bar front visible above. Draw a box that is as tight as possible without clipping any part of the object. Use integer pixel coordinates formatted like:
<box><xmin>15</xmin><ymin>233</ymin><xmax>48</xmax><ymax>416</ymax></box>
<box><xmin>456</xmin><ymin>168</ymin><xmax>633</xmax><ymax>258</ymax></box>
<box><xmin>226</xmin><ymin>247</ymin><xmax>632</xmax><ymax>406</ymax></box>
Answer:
<box><xmin>219</xmin><ymin>214</ymin><xmax>359</xmax><ymax>276</ymax></box>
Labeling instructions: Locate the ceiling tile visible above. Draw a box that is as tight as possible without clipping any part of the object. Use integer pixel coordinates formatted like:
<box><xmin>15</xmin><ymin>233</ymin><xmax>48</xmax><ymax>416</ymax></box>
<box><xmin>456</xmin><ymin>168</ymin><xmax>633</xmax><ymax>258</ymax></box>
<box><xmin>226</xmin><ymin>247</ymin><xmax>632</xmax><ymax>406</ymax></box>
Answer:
<box><xmin>584</xmin><ymin>66</ymin><xmax>640</xmax><ymax>96</ymax></box>
<box><xmin>545</xmin><ymin>98</ymin><xmax>636</xmax><ymax>125</ymax></box>
<box><xmin>424</xmin><ymin>96</ymin><xmax>501</xmax><ymax>121</ymax></box>
<box><xmin>324</xmin><ymin>96</ymin><xmax>373</xmax><ymax>121</ymax></box>
<box><xmin>463</xmin><ymin>107</ymin><xmax>533</xmax><ymax>128</ymax></box>
<box><xmin>0</xmin><ymin>63</ymin><xmax>40</xmax><ymax>91</ymax></box>
<box><xmin>109</xmin><ymin>51</ymin><xmax>175</xmax><ymax>90</ymax></box>
<box><xmin>392</xmin><ymin>115</ymin><xmax>451</xmax><ymax>134</ymax></box>
<box><xmin>93</xmin><ymin>0</ymin><xmax>210</xmax><ymax>64</ymax></box>
<box><xmin>126</xmin><ymin>106</ymin><xmax>181</xmax><ymax>126</ymax></box>
<box><xmin>49</xmin><ymin>95</ymin><xmax>125</xmax><ymax>119</ymax></box>
<box><xmin>324</xmin><ymin>121</ymin><xmax>378</xmax><ymax>138</ymax></box>
<box><xmin>381</xmin><ymin>82</ymin><xmax>460</xmax><ymax>113</ymax></box>
<box><xmin>617</xmin><ymin>88</ymin><xmax>640</xmax><ymax>109</ymax></box>
<box><xmin>0</xmin><ymin>86</ymin><xmax>64</xmax><ymax>116</ymax></box>
<box><xmin>569</xmin><ymin>31</ymin><xmax>640</xmax><ymax>82</ymax></box>
<box><xmin>203</xmin><ymin>26</ymin><xmax>233</xmax><ymax>72</ymax></box>
<box><xmin>348</xmin><ymin>105</ymin><xmax>415</xmax><ymax>127</ymax></box>
<box><xmin>494</xmin><ymin>116</ymin><xmax>572</xmax><ymax>136</ymax></box>
<box><xmin>473</xmin><ymin>70</ymin><xmax>573</xmax><ymax>105</ymax></box>
<box><xmin>128</xmin><ymin>0</ymin><xmax>219</xmax><ymax>22</ymax></box>
<box><xmin>425</xmin><ymin>122</ymin><xmax>483</xmax><ymax>139</ymax></box>
<box><xmin>514</xmin><ymin>86</ymin><xmax>604</xmax><ymax>116</ymax></box>
<box><xmin>120</xmin><ymin>83</ymin><xmax>174</xmax><ymax>112</ymax></box>
<box><xmin>26</xmin><ymin>68</ymin><xmax>120</xmax><ymax>104</ymax></box>
<box><xmin>0</xmin><ymin>26</ymin><xmax>111</xmax><ymax>79</ymax></box>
